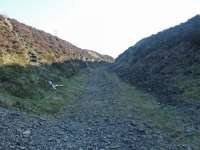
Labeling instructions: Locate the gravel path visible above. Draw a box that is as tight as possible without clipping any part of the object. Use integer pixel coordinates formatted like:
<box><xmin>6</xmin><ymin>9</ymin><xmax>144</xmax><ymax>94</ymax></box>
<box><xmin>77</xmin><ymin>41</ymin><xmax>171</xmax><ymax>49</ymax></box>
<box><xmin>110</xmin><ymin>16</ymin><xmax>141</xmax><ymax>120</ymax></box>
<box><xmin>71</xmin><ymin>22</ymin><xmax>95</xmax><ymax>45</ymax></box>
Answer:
<box><xmin>0</xmin><ymin>68</ymin><xmax>177</xmax><ymax>150</ymax></box>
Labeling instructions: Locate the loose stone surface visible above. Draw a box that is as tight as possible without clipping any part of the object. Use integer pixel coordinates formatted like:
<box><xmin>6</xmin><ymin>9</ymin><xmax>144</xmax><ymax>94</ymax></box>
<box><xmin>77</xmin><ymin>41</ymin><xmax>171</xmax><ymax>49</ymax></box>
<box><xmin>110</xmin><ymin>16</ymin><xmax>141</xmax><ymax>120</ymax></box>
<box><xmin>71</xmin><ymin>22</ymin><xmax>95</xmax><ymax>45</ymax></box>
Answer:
<box><xmin>0</xmin><ymin>68</ymin><xmax>190</xmax><ymax>149</ymax></box>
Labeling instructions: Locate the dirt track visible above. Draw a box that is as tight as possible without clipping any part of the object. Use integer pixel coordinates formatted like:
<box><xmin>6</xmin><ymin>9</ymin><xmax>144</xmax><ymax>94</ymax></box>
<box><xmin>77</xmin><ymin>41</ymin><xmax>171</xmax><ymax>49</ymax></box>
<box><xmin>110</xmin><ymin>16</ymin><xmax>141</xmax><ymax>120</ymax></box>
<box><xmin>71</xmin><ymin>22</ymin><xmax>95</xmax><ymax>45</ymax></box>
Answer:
<box><xmin>0</xmin><ymin>68</ymin><xmax>183</xmax><ymax>149</ymax></box>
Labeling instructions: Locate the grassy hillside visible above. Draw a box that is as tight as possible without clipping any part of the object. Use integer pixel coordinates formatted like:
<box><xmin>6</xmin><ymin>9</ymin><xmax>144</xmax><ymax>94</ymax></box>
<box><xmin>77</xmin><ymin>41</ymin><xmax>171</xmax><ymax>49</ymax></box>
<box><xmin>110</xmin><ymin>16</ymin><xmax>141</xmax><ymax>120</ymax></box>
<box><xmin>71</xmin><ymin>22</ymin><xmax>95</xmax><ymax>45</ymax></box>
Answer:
<box><xmin>0</xmin><ymin>14</ymin><xmax>113</xmax><ymax>114</ymax></box>
<box><xmin>0</xmin><ymin>60</ymin><xmax>88</xmax><ymax>115</ymax></box>
<box><xmin>113</xmin><ymin>15</ymin><xmax>200</xmax><ymax>104</ymax></box>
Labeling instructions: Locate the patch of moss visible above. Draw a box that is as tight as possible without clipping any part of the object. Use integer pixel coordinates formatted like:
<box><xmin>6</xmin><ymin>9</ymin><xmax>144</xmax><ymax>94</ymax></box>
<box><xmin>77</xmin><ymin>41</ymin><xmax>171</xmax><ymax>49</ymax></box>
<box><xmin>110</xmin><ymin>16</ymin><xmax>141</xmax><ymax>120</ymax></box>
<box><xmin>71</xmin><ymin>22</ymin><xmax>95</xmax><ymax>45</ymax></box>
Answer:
<box><xmin>176</xmin><ymin>77</ymin><xmax>200</xmax><ymax>100</ymax></box>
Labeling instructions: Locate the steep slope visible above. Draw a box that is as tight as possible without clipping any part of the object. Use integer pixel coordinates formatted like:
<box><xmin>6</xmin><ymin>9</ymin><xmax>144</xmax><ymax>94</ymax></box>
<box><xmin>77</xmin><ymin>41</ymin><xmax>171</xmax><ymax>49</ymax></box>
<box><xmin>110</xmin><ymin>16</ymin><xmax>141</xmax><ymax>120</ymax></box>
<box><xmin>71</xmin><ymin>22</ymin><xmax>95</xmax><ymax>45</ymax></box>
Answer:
<box><xmin>113</xmin><ymin>15</ymin><xmax>200</xmax><ymax>103</ymax></box>
<box><xmin>0</xmin><ymin>15</ymin><xmax>113</xmax><ymax>113</ymax></box>
<box><xmin>0</xmin><ymin>15</ymin><xmax>114</xmax><ymax>66</ymax></box>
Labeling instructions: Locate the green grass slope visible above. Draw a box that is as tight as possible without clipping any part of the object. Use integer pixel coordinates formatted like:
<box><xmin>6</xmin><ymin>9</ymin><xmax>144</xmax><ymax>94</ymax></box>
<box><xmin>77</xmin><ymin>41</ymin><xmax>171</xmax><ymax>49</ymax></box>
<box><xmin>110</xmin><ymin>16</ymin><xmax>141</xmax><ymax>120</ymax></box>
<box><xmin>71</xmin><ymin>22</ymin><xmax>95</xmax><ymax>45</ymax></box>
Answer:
<box><xmin>105</xmin><ymin>71</ymin><xmax>200</xmax><ymax>149</ymax></box>
<box><xmin>0</xmin><ymin>60</ymin><xmax>87</xmax><ymax>115</ymax></box>
<box><xmin>0</xmin><ymin>14</ymin><xmax>113</xmax><ymax>115</ymax></box>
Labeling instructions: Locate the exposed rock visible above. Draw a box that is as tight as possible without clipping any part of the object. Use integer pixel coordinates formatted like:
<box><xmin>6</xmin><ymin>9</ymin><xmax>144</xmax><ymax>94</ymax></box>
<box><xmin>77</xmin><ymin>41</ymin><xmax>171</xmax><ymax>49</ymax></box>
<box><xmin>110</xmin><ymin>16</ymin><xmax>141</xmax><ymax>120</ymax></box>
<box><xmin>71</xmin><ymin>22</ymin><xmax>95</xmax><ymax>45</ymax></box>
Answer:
<box><xmin>19</xmin><ymin>146</ymin><xmax>26</xmax><ymax>150</ymax></box>
<box><xmin>22</xmin><ymin>129</ymin><xmax>31</xmax><ymax>137</ymax></box>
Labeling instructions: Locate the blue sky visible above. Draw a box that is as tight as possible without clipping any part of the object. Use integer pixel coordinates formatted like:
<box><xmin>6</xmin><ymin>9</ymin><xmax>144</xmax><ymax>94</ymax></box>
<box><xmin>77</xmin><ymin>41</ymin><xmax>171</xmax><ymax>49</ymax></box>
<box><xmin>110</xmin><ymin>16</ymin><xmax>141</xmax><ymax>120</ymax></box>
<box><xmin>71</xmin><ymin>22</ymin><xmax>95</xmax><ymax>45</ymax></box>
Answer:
<box><xmin>0</xmin><ymin>0</ymin><xmax>200</xmax><ymax>57</ymax></box>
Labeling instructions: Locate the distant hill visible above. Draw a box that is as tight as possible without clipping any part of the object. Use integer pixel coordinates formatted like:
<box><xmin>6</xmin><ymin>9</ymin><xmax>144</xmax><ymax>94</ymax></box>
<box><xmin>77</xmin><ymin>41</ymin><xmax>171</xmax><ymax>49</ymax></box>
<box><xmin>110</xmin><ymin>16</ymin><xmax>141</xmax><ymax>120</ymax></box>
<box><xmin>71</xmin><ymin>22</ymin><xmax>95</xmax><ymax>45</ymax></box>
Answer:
<box><xmin>84</xmin><ymin>50</ymin><xmax>114</xmax><ymax>63</ymax></box>
<box><xmin>0</xmin><ymin>15</ymin><xmax>114</xmax><ymax>66</ymax></box>
<box><xmin>113</xmin><ymin>15</ymin><xmax>200</xmax><ymax>104</ymax></box>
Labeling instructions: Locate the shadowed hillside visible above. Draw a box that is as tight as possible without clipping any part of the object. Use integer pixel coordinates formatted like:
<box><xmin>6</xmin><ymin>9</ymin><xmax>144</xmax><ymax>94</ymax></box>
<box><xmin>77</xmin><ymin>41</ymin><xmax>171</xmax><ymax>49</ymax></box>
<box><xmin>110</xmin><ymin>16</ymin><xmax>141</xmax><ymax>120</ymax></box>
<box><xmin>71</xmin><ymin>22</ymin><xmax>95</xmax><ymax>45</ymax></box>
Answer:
<box><xmin>113</xmin><ymin>15</ymin><xmax>200</xmax><ymax>104</ymax></box>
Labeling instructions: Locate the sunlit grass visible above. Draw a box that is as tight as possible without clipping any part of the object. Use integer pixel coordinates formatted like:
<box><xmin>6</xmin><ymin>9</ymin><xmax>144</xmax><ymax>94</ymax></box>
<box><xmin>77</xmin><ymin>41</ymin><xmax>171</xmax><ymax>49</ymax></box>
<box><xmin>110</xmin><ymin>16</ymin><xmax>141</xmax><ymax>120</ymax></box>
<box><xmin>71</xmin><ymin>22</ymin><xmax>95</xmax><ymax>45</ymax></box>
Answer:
<box><xmin>0</xmin><ymin>61</ymin><xmax>87</xmax><ymax>115</ymax></box>
<box><xmin>0</xmin><ymin>72</ymin><xmax>87</xmax><ymax>115</ymax></box>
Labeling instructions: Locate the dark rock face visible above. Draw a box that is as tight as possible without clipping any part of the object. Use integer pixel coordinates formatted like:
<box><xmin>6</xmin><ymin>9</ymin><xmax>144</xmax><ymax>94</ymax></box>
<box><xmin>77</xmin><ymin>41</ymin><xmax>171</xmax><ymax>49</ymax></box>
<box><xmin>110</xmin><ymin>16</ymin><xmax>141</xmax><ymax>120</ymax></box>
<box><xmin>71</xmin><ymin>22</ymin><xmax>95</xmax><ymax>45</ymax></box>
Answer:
<box><xmin>113</xmin><ymin>15</ymin><xmax>200</xmax><ymax>103</ymax></box>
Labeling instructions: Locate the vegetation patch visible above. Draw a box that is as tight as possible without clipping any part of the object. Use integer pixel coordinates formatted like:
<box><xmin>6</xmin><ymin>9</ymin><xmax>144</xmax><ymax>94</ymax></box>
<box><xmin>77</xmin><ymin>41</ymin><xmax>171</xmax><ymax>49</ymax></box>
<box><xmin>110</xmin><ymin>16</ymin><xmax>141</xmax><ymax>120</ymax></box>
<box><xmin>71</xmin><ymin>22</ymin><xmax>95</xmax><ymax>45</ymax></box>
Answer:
<box><xmin>117</xmin><ymin>79</ymin><xmax>200</xmax><ymax>149</ymax></box>
<box><xmin>176</xmin><ymin>77</ymin><xmax>200</xmax><ymax>100</ymax></box>
<box><xmin>0</xmin><ymin>60</ymin><xmax>87</xmax><ymax>115</ymax></box>
<box><xmin>100</xmin><ymin>70</ymin><xmax>200</xmax><ymax>149</ymax></box>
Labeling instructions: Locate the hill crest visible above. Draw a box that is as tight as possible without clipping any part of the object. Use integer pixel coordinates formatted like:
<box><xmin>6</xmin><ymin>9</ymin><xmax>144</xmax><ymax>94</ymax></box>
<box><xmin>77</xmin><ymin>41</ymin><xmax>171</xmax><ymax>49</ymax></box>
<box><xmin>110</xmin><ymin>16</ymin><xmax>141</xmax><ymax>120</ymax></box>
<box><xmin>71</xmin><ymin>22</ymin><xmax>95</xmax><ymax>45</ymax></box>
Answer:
<box><xmin>0</xmin><ymin>15</ymin><xmax>114</xmax><ymax>66</ymax></box>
